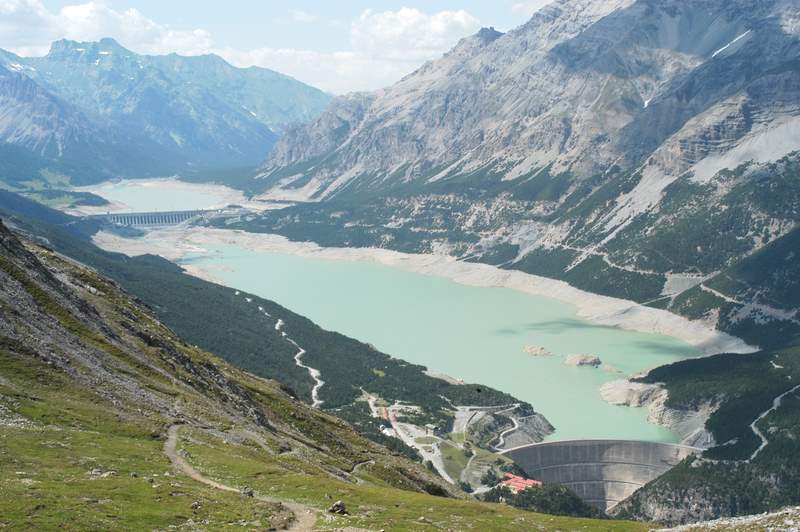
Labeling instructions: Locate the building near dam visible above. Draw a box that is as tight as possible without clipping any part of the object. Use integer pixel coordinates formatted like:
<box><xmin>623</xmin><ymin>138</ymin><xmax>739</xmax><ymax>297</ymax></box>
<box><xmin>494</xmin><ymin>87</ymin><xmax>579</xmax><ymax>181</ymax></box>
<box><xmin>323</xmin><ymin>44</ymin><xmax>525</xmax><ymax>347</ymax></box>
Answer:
<box><xmin>502</xmin><ymin>439</ymin><xmax>699</xmax><ymax>511</ymax></box>
<box><xmin>500</xmin><ymin>473</ymin><xmax>542</xmax><ymax>494</ymax></box>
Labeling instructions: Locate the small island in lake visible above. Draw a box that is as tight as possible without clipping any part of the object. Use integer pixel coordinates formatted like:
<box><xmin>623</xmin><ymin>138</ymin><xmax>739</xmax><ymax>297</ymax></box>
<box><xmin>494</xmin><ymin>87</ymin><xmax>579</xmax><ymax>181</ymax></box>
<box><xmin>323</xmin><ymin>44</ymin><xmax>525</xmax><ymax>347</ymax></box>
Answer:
<box><xmin>523</xmin><ymin>345</ymin><xmax>553</xmax><ymax>357</ymax></box>
<box><xmin>563</xmin><ymin>354</ymin><xmax>602</xmax><ymax>367</ymax></box>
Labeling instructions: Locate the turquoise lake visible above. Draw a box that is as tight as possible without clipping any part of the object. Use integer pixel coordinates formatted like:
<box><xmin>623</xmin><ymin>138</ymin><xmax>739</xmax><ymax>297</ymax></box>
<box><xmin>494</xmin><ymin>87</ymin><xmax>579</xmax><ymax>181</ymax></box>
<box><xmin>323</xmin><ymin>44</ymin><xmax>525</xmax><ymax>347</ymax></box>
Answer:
<box><xmin>181</xmin><ymin>244</ymin><xmax>700</xmax><ymax>443</ymax></box>
<box><xmin>89</xmin><ymin>179</ymin><xmax>702</xmax><ymax>442</ymax></box>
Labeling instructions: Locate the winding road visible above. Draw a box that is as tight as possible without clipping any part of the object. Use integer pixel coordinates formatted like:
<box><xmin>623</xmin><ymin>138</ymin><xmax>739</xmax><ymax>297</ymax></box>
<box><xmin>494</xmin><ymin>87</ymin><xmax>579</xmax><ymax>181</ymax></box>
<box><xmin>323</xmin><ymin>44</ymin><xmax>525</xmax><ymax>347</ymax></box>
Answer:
<box><xmin>493</xmin><ymin>416</ymin><xmax>520</xmax><ymax>451</ymax></box>
<box><xmin>164</xmin><ymin>424</ymin><xmax>317</xmax><ymax>531</ymax></box>
<box><xmin>289</xmin><ymin>340</ymin><xmax>325</xmax><ymax>408</ymax></box>
<box><xmin>276</xmin><ymin>319</ymin><xmax>325</xmax><ymax>408</ymax></box>
<box><xmin>491</xmin><ymin>404</ymin><xmax>523</xmax><ymax>451</ymax></box>
<box><xmin>748</xmin><ymin>384</ymin><xmax>800</xmax><ymax>462</ymax></box>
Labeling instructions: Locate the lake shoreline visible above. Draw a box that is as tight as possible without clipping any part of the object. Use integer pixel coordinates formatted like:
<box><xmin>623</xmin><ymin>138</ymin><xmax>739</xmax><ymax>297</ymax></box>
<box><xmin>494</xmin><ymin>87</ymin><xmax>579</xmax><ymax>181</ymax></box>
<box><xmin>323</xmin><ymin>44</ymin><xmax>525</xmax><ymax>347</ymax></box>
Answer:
<box><xmin>94</xmin><ymin>226</ymin><xmax>757</xmax><ymax>357</ymax></box>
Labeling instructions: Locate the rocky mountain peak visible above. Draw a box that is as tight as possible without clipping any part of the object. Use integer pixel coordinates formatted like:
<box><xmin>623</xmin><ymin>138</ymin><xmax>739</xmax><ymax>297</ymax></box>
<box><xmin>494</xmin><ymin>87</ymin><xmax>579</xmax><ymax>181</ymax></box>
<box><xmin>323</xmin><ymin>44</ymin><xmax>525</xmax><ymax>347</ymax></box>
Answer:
<box><xmin>46</xmin><ymin>38</ymin><xmax>80</xmax><ymax>55</ymax></box>
<box><xmin>97</xmin><ymin>36</ymin><xmax>124</xmax><ymax>49</ymax></box>
<box><xmin>445</xmin><ymin>26</ymin><xmax>505</xmax><ymax>59</ymax></box>
<box><xmin>476</xmin><ymin>26</ymin><xmax>504</xmax><ymax>44</ymax></box>
<box><xmin>46</xmin><ymin>37</ymin><xmax>132</xmax><ymax>62</ymax></box>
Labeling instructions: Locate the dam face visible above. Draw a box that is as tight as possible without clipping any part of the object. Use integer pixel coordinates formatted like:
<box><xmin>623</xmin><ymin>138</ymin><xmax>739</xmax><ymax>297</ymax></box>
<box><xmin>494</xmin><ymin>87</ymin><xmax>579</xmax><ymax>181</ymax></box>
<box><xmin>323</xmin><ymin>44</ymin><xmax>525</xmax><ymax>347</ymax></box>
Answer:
<box><xmin>95</xmin><ymin>210</ymin><xmax>210</xmax><ymax>227</ymax></box>
<box><xmin>503</xmin><ymin>440</ymin><xmax>698</xmax><ymax>511</ymax></box>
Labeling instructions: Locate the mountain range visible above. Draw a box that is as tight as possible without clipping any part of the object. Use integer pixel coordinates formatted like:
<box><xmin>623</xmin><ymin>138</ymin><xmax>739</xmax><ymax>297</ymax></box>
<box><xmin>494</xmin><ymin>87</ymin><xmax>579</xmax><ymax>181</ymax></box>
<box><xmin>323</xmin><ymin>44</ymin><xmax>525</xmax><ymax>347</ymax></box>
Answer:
<box><xmin>0</xmin><ymin>38</ymin><xmax>330</xmax><ymax>185</ymax></box>
<box><xmin>246</xmin><ymin>0</ymin><xmax>800</xmax><ymax>349</ymax></box>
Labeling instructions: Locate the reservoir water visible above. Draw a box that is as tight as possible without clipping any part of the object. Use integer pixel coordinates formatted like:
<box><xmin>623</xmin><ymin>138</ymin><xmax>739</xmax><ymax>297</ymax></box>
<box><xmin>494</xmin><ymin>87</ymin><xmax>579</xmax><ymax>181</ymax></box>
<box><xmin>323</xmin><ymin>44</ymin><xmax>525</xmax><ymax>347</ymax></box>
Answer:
<box><xmin>88</xmin><ymin>179</ymin><xmax>702</xmax><ymax>443</ymax></box>
<box><xmin>77</xmin><ymin>178</ymin><xmax>248</xmax><ymax>212</ymax></box>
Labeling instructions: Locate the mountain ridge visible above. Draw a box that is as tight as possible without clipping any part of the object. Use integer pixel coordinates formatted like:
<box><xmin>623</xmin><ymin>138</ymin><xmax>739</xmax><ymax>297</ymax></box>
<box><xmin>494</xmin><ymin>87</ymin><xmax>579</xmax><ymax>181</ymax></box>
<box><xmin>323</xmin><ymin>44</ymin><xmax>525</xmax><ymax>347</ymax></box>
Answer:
<box><xmin>258</xmin><ymin>0</ymin><xmax>799</xmax><ymax>197</ymax></box>
<box><xmin>0</xmin><ymin>38</ymin><xmax>331</xmax><ymax>185</ymax></box>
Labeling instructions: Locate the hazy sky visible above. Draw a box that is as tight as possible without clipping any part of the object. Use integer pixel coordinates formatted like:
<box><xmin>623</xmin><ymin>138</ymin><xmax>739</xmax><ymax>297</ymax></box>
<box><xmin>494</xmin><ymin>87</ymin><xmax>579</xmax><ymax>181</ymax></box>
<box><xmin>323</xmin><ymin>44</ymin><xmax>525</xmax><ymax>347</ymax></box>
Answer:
<box><xmin>1</xmin><ymin>1</ymin><xmax>553</xmax><ymax>93</ymax></box>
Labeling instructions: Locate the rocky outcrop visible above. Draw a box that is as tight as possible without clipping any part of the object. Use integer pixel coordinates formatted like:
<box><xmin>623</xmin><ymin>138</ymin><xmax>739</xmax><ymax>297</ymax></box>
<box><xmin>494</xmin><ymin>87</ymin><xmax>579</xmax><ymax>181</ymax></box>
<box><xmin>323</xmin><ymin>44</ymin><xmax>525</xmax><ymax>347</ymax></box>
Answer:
<box><xmin>564</xmin><ymin>354</ymin><xmax>602</xmax><ymax>367</ymax></box>
<box><xmin>656</xmin><ymin>505</ymin><xmax>800</xmax><ymax>531</ymax></box>
<box><xmin>600</xmin><ymin>380</ymin><xmax>716</xmax><ymax>448</ymax></box>
<box><xmin>495</xmin><ymin>413</ymin><xmax>556</xmax><ymax>450</ymax></box>
<box><xmin>327</xmin><ymin>500</ymin><xmax>348</xmax><ymax>515</ymax></box>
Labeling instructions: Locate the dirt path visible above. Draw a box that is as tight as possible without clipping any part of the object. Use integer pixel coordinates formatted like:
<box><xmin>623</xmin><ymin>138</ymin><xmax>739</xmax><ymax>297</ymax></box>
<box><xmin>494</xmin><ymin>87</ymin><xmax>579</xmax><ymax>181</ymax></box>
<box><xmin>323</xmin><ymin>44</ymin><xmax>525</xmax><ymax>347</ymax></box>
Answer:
<box><xmin>164</xmin><ymin>424</ymin><xmax>317</xmax><ymax>531</ymax></box>
<box><xmin>347</xmin><ymin>459</ymin><xmax>375</xmax><ymax>483</ymax></box>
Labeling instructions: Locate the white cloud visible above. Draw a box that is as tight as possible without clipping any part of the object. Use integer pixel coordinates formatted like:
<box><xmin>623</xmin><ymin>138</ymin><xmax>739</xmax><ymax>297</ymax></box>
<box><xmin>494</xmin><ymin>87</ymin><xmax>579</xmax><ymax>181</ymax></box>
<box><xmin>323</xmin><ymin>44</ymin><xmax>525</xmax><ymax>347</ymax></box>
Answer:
<box><xmin>0</xmin><ymin>2</ymin><xmax>480</xmax><ymax>93</ymax></box>
<box><xmin>0</xmin><ymin>0</ymin><xmax>212</xmax><ymax>56</ymax></box>
<box><xmin>0</xmin><ymin>0</ymin><xmax>60</xmax><ymax>56</ymax></box>
<box><xmin>217</xmin><ymin>47</ymin><xmax>413</xmax><ymax>95</ymax></box>
<box><xmin>58</xmin><ymin>3</ymin><xmax>213</xmax><ymax>55</ymax></box>
<box><xmin>351</xmin><ymin>8</ymin><xmax>480</xmax><ymax>61</ymax></box>
<box><xmin>218</xmin><ymin>8</ymin><xmax>482</xmax><ymax>93</ymax></box>
<box><xmin>511</xmin><ymin>1</ymin><xmax>554</xmax><ymax>16</ymax></box>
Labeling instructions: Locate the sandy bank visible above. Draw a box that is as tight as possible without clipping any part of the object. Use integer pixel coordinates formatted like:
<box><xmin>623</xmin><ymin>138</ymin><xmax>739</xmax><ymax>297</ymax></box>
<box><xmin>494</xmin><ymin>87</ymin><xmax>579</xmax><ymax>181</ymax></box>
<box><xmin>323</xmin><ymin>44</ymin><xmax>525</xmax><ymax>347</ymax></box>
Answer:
<box><xmin>93</xmin><ymin>226</ymin><xmax>757</xmax><ymax>356</ymax></box>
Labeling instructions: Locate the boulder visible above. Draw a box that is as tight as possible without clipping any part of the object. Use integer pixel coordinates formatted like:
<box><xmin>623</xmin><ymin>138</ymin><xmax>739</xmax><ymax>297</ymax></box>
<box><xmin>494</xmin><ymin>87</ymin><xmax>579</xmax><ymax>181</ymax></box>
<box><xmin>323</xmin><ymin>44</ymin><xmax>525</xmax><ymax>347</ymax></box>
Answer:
<box><xmin>327</xmin><ymin>500</ymin><xmax>348</xmax><ymax>515</ymax></box>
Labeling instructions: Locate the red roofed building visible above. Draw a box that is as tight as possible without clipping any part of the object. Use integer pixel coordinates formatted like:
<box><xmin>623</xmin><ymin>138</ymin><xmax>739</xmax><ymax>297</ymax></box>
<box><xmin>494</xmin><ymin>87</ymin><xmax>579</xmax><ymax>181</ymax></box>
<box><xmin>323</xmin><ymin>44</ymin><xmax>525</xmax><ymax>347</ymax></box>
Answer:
<box><xmin>500</xmin><ymin>473</ymin><xmax>542</xmax><ymax>493</ymax></box>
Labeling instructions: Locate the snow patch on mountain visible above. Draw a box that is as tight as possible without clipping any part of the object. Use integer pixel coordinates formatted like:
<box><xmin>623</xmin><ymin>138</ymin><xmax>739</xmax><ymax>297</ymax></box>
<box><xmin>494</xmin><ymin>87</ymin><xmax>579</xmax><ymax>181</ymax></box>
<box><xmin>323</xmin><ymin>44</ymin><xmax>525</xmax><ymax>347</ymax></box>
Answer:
<box><xmin>711</xmin><ymin>29</ymin><xmax>752</xmax><ymax>58</ymax></box>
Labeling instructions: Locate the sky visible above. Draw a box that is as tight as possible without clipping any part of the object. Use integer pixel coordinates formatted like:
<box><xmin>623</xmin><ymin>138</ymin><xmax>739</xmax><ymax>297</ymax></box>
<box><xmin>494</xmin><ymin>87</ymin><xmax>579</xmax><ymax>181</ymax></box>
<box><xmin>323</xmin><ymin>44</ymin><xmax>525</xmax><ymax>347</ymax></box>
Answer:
<box><xmin>0</xmin><ymin>0</ymin><xmax>553</xmax><ymax>93</ymax></box>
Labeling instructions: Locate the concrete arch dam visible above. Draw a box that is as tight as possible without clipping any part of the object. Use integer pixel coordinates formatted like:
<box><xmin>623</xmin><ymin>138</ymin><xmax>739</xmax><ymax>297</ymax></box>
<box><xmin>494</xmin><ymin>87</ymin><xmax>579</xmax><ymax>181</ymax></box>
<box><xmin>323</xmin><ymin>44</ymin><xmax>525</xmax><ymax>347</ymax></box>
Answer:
<box><xmin>92</xmin><ymin>210</ymin><xmax>212</xmax><ymax>227</ymax></box>
<box><xmin>502</xmin><ymin>439</ymin><xmax>699</xmax><ymax>511</ymax></box>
